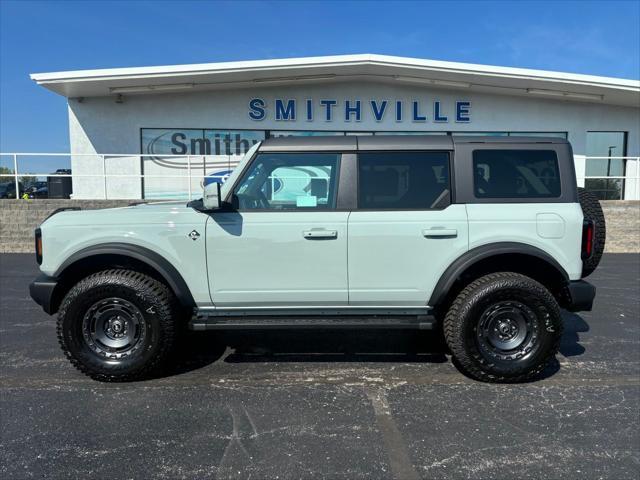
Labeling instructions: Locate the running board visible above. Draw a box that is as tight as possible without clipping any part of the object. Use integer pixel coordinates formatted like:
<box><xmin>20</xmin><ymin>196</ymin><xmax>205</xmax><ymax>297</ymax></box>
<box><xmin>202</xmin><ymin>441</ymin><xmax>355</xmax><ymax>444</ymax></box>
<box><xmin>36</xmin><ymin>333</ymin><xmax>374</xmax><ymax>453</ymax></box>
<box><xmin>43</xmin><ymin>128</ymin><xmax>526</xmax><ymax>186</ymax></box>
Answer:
<box><xmin>190</xmin><ymin>314</ymin><xmax>436</xmax><ymax>331</ymax></box>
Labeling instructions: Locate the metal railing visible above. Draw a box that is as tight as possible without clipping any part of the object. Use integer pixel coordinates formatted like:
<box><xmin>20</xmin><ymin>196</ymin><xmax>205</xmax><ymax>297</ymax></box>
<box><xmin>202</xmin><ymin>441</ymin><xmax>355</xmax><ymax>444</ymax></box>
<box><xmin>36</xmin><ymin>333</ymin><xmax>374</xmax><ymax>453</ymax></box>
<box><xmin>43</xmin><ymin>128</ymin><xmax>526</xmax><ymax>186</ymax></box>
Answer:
<box><xmin>0</xmin><ymin>153</ymin><xmax>232</xmax><ymax>200</ymax></box>
<box><xmin>581</xmin><ymin>156</ymin><xmax>640</xmax><ymax>200</ymax></box>
<box><xmin>1</xmin><ymin>153</ymin><xmax>639</xmax><ymax>201</ymax></box>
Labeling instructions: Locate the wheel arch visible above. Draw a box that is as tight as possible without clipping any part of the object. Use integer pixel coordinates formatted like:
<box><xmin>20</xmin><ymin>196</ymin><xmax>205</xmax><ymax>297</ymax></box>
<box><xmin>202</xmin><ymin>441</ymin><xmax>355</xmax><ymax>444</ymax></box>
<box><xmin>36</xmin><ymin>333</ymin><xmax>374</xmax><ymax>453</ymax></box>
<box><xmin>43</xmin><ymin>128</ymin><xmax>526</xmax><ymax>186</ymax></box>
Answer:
<box><xmin>429</xmin><ymin>242</ymin><xmax>569</xmax><ymax>312</ymax></box>
<box><xmin>51</xmin><ymin>243</ymin><xmax>195</xmax><ymax>313</ymax></box>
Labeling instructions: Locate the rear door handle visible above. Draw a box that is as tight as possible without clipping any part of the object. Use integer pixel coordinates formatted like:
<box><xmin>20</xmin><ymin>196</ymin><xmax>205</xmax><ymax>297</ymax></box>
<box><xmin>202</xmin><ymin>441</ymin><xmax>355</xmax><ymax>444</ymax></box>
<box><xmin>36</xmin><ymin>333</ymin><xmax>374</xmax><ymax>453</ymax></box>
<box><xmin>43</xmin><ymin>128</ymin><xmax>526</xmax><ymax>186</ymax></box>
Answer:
<box><xmin>423</xmin><ymin>228</ymin><xmax>458</xmax><ymax>238</ymax></box>
<box><xmin>303</xmin><ymin>229</ymin><xmax>338</xmax><ymax>239</ymax></box>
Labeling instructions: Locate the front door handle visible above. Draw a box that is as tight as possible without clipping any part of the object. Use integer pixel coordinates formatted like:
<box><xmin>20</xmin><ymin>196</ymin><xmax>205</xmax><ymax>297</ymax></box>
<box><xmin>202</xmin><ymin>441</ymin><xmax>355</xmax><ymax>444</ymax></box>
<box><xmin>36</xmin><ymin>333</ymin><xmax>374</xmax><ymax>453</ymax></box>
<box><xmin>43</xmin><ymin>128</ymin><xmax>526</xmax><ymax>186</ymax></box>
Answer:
<box><xmin>303</xmin><ymin>229</ymin><xmax>338</xmax><ymax>239</ymax></box>
<box><xmin>423</xmin><ymin>228</ymin><xmax>458</xmax><ymax>238</ymax></box>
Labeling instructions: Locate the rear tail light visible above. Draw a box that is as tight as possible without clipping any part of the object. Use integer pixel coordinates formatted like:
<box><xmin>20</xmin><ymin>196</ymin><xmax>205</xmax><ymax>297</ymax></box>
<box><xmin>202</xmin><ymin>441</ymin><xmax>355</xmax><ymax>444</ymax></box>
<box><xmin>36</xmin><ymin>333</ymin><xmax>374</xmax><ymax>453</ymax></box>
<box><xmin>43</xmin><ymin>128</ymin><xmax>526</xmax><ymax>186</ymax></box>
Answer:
<box><xmin>35</xmin><ymin>228</ymin><xmax>42</xmax><ymax>265</ymax></box>
<box><xmin>581</xmin><ymin>220</ymin><xmax>594</xmax><ymax>260</ymax></box>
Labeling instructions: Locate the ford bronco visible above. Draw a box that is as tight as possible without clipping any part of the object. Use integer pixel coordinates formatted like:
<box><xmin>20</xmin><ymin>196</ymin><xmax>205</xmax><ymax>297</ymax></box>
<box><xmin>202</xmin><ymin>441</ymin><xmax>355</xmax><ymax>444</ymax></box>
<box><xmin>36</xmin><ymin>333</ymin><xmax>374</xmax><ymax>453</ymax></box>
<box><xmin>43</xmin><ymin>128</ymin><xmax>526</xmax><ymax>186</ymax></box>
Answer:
<box><xmin>29</xmin><ymin>135</ymin><xmax>605</xmax><ymax>382</ymax></box>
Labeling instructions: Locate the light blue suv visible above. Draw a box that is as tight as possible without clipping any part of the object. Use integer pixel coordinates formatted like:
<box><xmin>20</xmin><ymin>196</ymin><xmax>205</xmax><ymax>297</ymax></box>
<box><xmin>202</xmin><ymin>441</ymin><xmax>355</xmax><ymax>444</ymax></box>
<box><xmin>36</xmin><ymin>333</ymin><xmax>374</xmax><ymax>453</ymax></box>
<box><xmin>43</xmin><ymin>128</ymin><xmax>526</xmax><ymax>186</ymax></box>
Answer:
<box><xmin>30</xmin><ymin>136</ymin><xmax>605</xmax><ymax>382</ymax></box>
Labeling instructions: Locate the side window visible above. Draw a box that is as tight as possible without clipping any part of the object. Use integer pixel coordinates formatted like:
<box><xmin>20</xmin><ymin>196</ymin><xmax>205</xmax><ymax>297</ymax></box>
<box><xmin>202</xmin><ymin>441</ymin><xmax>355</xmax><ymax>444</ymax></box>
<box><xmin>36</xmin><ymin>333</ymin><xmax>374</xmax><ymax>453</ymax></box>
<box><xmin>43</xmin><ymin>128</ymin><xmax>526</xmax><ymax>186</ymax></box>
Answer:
<box><xmin>358</xmin><ymin>152</ymin><xmax>450</xmax><ymax>209</ymax></box>
<box><xmin>233</xmin><ymin>153</ymin><xmax>340</xmax><ymax>210</ymax></box>
<box><xmin>473</xmin><ymin>150</ymin><xmax>561</xmax><ymax>198</ymax></box>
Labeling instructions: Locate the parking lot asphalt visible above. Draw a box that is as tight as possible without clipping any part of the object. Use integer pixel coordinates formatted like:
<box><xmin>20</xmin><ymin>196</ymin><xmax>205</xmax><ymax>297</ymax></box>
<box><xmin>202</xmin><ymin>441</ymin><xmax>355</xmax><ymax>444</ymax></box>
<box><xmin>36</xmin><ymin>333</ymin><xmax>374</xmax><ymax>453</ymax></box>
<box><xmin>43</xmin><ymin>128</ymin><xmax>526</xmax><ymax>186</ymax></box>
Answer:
<box><xmin>1</xmin><ymin>253</ymin><xmax>639</xmax><ymax>480</ymax></box>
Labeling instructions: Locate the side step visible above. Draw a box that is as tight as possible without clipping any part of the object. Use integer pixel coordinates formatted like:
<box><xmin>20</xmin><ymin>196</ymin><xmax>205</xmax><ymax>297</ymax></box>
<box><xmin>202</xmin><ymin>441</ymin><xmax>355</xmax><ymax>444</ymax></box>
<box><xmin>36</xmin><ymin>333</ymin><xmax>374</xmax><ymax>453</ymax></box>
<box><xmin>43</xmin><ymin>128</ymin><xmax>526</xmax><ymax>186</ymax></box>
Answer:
<box><xmin>190</xmin><ymin>314</ymin><xmax>437</xmax><ymax>331</ymax></box>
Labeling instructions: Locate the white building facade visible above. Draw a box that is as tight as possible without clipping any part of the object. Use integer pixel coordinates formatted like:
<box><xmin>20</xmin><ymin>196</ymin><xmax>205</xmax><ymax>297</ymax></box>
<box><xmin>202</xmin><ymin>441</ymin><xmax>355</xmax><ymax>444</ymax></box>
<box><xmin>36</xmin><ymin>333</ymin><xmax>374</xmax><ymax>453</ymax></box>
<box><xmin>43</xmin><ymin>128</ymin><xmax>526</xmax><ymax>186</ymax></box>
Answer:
<box><xmin>30</xmin><ymin>54</ymin><xmax>640</xmax><ymax>200</ymax></box>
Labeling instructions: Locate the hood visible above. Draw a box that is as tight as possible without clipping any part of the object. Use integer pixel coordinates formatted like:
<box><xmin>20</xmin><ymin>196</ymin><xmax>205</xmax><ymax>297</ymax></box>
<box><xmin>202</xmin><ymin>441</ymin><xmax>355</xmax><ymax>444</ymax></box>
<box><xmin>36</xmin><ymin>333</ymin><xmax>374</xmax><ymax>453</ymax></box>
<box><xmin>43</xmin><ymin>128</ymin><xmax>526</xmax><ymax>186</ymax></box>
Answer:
<box><xmin>41</xmin><ymin>201</ymin><xmax>199</xmax><ymax>228</ymax></box>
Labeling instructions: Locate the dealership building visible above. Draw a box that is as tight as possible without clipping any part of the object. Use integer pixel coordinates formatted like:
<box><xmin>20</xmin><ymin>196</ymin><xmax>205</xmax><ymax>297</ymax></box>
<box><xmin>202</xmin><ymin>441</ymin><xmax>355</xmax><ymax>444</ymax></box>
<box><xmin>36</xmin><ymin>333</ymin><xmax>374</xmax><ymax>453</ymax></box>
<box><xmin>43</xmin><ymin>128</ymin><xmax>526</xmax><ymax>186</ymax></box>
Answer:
<box><xmin>29</xmin><ymin>54</ymin><xmax>640</xmax><ymax>200</ymax></box>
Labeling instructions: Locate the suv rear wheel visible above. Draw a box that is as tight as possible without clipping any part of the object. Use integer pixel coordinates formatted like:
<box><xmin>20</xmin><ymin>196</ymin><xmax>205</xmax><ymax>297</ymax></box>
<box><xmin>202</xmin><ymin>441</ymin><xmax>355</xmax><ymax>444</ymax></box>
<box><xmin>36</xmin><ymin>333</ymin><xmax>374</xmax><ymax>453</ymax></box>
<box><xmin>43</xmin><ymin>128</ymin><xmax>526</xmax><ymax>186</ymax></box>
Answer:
<box><xmin>57</xmin><ymin>269</ymin><xmax>178</xmax><ymax>381</ymax></box>
<box><xmin>443</xmin><ymin>272</ymin><xmax>562</xmax><ymax>382</ymax></box>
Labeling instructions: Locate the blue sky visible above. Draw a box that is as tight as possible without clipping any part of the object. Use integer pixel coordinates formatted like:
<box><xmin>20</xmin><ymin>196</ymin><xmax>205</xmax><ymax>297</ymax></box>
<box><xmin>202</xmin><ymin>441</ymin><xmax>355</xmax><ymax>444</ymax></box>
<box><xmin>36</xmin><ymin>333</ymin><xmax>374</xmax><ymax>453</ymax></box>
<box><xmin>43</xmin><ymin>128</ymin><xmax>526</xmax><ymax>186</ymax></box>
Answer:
<box><xmin>1</xmin><ymin>0</ymin><xmax>639</xmax><ymax>154</ymax></box>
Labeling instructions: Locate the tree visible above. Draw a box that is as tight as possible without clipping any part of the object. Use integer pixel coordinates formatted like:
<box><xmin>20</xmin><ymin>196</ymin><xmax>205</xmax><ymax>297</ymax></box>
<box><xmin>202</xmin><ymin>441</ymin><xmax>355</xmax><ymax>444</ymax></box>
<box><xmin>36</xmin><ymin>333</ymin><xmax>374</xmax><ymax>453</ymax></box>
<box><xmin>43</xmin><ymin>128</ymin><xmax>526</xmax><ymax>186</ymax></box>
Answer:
<box><xmin>0</xmin><ymin>167</ymin><xmax>36</xmax><ymax>186</ymax></box>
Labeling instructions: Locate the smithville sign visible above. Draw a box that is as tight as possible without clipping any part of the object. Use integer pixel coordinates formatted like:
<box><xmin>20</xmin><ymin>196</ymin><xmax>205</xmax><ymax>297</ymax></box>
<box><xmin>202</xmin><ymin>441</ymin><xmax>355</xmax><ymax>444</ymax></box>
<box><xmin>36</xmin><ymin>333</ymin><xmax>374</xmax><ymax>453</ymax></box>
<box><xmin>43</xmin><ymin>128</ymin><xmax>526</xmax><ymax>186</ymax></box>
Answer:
<box><xmin>248</xmin><ymin>98</ymin><xmax>471</xmax><ymax>123</ymax></box>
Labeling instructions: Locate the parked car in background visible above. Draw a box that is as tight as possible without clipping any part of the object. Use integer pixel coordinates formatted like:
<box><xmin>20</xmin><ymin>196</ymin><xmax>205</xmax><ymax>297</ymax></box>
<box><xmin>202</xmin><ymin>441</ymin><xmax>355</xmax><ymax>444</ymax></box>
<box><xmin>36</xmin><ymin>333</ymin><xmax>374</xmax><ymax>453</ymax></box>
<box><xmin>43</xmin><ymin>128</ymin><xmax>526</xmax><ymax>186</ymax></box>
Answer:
<box><xmin>25</xmin><ymin>181</ymin><xmax>49</xmax><ymax>199</ymax></box>
<box><xmin>0</xmin><ymin>181</ymin><xmax>24</xmax><ymax>199</ymax></box>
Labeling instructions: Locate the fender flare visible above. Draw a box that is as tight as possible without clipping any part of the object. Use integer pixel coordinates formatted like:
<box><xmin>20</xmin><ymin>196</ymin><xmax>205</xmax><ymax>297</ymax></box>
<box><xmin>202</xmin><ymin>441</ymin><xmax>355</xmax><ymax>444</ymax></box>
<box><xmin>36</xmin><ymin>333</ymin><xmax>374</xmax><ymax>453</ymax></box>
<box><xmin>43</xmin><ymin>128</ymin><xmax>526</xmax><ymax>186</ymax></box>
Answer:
<box><xmin>54</xmin><ymin>243</ymin><xmax>196</xmax><ymax>307</ymax></box>
<box><xmin>428</xmin><ymin>242</ymin><xmax>569</xmax><ymax>307</ymax></box>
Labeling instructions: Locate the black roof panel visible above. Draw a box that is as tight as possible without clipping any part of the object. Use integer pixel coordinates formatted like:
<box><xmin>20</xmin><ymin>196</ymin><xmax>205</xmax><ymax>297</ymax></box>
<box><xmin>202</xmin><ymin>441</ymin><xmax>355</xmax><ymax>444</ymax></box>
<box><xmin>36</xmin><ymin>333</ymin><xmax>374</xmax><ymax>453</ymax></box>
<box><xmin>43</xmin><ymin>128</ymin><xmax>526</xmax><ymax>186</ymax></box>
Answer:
<box><xmin>357</xmin><ymin>135</ymin><xmax>453</xmax><ymax>150</ymax></box>
<box><xmin>259</xmin><ymin>134</ymin><xmax>568</xmax><ymax>152</ymax></box>
<box><xmin>453</xmin><ymin>135</ymin><xmax>568</xmax><ymax>144</ymax></box>
<box><xmin>260</xmin><ymin>136</ymin><xmax>357</xmax><ymax>151</ymax></box>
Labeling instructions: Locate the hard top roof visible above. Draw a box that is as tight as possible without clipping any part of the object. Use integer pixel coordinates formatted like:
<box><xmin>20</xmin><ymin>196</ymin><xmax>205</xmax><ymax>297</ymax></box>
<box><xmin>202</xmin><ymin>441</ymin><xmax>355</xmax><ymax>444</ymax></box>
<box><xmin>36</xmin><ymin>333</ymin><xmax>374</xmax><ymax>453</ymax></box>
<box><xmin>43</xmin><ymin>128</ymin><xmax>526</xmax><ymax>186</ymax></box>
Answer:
<box><xmin>259</xmin><ymin>135</ymin><xmax>567</xmax><ymax>151</ymax></box>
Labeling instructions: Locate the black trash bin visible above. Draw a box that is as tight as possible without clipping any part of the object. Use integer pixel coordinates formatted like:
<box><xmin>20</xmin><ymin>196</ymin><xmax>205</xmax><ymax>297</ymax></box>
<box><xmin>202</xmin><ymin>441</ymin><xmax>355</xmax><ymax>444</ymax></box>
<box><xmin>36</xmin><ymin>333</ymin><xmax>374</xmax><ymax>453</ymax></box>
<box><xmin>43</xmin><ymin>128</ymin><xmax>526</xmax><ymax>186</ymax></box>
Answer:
<box><xmin>47</xmin><ymin>169</ymin><xmax>72</xmax><ymax>199</ymax></box>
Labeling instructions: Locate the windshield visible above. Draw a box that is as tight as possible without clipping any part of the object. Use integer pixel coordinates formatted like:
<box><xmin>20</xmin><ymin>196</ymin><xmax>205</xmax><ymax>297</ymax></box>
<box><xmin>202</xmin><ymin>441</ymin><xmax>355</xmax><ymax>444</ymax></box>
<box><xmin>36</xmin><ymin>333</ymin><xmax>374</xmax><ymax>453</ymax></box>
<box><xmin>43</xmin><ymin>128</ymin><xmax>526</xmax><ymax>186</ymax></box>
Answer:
<box><xmin>220</xmin><ymin>141</ymin><xmax>261</xmax><ymax>200</ymax></box>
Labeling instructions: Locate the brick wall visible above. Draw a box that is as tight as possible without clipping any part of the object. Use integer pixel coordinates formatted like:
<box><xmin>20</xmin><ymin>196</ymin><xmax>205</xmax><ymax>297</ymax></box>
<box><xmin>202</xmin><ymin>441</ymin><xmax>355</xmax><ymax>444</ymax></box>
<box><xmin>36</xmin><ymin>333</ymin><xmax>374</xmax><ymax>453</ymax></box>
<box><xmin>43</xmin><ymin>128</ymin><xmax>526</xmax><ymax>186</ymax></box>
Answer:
<box><xmin>0</xmin><ymin>200</ymin><xmax>132</xmax><ymax>253</ymax></box>
<box><xmin>599</xmin><ymin>201</ymin><xmax>640</xmax><ymax>253</ymax></box>
<box><xmin>1</xmin><ymin>199</ymin><xmax>638</xmax><ymax>253</ymax></box>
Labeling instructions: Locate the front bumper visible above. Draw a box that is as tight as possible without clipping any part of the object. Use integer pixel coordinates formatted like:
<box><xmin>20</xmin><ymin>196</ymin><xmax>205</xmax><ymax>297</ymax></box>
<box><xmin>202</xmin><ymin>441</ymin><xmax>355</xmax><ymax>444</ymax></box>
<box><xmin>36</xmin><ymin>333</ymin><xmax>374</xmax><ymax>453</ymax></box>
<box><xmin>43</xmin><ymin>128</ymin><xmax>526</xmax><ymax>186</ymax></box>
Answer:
<box><xmin>29</xmin><ymin>274</ymin><xmax>58</xmax><ymax>315</ymax></box>
<box><xmin>563</xmin><ymin>280</ymin><xmax>596</xmax><ymax>312</ymax></box>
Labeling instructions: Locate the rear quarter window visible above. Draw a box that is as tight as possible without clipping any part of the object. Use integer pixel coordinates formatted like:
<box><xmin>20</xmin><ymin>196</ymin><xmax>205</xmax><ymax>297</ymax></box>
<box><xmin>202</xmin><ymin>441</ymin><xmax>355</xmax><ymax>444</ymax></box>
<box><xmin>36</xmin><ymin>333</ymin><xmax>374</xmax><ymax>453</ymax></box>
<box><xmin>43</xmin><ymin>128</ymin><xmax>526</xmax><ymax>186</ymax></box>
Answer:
<box><xmin>473</xmin><ymin>150</ymin><xmax>561</xmax><ymax>198</ymax></box>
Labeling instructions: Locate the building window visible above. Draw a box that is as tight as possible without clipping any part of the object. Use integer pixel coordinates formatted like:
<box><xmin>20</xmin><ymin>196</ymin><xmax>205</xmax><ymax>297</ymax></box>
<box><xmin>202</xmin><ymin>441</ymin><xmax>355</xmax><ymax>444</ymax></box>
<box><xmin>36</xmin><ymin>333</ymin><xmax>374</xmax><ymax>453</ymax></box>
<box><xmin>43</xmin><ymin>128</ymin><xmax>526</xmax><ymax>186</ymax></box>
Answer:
<box><xmin>137</xmin><ymin>128</ymin><xmax>571</xmax><ymax>200</ymax></box>
<box><xmin>140</xmin><ymin>128</ymin><xmax>265</xmax><ymax>199</ymax></box>
<box><xmin>508</xmin><ymin>132</ymin><xmax>568</xmax><ymax>139</ymax></box>
<box><xmin>268</xmin><ymin>131</ymin><xmax>344</xmax><ymax>137</ymax></box>
<box><xmin>585</xmin><ymin>131</ymin><xmax>627</xmax><ymax>200</ymax></box>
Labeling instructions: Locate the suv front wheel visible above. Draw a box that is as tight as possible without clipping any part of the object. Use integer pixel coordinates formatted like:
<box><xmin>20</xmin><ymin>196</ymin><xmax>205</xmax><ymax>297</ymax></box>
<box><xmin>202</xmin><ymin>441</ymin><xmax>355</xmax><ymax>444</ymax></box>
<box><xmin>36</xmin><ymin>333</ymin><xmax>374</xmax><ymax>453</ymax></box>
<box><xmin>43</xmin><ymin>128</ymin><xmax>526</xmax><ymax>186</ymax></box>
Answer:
<box><xmin>443</xmin><ymin>272</ymin><xmax>562</xmax><ymax>382</ymax></box>
<box><xmin>57</xmin><ymin>269</ymin><xmax>178</xmax><ymax>381</ymax></box>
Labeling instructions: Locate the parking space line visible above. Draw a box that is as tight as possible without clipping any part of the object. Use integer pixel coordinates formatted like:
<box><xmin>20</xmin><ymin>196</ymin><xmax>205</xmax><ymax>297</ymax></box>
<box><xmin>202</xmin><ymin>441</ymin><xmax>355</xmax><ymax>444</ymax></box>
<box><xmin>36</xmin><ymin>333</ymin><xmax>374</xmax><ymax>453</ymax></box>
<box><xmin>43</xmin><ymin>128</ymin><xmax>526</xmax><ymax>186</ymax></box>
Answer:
<box><xmin>365</xmin><ymin>387</ymin><xmax>419</xmax><ymax>480</ymax></box>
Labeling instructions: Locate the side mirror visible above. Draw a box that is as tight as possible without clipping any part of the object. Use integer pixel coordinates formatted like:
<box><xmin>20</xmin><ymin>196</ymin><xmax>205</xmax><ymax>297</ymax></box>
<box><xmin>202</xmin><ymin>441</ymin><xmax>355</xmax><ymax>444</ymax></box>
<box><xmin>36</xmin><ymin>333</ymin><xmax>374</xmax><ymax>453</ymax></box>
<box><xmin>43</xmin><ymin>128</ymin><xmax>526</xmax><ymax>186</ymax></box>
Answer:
<box><xmin>203</xmin><ymin>182</ymin><xmax>221</xmax><ymax>210</ymax></box>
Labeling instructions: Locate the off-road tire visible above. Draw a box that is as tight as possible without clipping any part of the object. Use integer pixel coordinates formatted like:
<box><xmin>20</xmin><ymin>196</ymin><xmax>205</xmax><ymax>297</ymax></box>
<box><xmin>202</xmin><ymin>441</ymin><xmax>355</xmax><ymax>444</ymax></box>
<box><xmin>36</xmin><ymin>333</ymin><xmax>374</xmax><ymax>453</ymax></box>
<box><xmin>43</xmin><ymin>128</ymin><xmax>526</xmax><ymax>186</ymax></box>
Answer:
<box><xmin>443</xmin><ymin>272</ymin><xmax>562</xmax><ymax>383</ymax></box>
<box><xmin>578</xmin><ymin>187</ymin><xmax>606</xmax><ymax>277</ymax></box>
<box><xmin>57</xmin><ymin>269</ymin><xmax>178</xmax><ymax>382</ymax></box>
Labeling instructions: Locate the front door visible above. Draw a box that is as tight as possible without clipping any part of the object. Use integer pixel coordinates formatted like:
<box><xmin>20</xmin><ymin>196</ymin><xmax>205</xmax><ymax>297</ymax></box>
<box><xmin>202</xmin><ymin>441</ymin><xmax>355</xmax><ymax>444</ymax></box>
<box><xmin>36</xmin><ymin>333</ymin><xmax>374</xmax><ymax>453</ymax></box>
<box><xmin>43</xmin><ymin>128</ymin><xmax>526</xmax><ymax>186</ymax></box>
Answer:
<box><xmin>206</xmin><ymin>151</ymin><xmax>349</xmax><ymax>307</ymax></box>
<box><xmin>348</xmin><ymin>151</ymin><xmax>469</xmax><ymax>306</ymax></box>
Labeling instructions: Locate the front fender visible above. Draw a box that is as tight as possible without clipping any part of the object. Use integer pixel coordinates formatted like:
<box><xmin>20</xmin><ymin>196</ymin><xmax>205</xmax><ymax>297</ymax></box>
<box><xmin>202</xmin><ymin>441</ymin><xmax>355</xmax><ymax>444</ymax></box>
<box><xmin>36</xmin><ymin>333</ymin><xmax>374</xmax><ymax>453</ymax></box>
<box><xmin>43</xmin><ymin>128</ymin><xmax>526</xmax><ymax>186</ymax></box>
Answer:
<box><xmin>54</xmin><ymin>243</ymin><xmax>196</xmax><ymax>307</ymax></box>
<box><xmin>38</xmin><ymin>205</ymin><xmax>210</xmax><ymax>305</ymax></box>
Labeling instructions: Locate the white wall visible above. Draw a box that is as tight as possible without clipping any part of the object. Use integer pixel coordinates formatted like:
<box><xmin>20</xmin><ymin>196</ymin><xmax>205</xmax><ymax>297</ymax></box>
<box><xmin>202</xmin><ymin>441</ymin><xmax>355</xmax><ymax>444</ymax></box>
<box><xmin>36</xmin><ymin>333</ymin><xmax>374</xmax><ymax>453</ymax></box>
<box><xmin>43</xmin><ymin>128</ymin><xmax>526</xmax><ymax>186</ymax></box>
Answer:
<box><xmin>624</xmin><ymin>158</ymin><xmax>640</xmax><ymax>200</ymax></box>
<box><xmin>68</xmin><ymin>81</ymin><xmax>640</xmax><ymax>199</ymax></box>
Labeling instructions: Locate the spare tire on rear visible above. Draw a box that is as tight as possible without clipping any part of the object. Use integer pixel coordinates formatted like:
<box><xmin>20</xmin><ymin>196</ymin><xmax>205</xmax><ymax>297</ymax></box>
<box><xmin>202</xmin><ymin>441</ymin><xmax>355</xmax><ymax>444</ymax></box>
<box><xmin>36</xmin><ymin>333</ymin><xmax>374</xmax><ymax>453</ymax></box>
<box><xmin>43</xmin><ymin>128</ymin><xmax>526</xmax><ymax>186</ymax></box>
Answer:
<box><xmin>578</xmin><ymin>187</ymin><xmax>606</xmax><ymax>277</ymax></box>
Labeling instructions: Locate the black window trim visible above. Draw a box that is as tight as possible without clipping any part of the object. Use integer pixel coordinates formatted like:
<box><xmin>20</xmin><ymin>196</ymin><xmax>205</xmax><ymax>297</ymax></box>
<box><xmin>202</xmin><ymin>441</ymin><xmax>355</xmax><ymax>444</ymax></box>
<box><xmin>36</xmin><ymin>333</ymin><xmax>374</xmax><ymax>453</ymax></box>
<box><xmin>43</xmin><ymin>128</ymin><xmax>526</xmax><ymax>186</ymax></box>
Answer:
<box><xmin>355</xmin><ymin>150</ymin><xmax>453</xmax><ymax>211</ymax></box>
<box><xmin>452</xmin><ymin>142</ymin><xmax>578</xmax><ymax>204</ymax></box>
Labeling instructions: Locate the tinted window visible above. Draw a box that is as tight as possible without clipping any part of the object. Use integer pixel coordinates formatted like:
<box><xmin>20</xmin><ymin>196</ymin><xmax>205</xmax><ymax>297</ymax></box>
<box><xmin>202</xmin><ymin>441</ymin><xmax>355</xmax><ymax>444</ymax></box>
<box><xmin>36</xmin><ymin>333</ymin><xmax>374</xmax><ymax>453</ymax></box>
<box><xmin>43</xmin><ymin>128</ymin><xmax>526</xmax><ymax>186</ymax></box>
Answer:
<box><xmin>358</xmin><ymin>152</ymin><xmax>450</xmax><ymax>209</ymax></box>
<box><xmin>473</xmin><ymin>150</ymin><xmax>561</xmax><ymax>198</ymax></box>
<box><xmin>233</xmin><ymin>153</ymin><xmax>339</xmax><ymax>210</ymax></box>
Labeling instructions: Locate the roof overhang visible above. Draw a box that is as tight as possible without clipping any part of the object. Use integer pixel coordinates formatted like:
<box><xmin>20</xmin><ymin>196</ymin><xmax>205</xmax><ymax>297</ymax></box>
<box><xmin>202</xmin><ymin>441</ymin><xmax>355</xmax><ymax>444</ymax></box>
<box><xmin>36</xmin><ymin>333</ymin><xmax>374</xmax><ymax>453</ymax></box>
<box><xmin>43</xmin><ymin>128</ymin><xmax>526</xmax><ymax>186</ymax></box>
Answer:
<box><xmin>30</xmin><ymin>54</ymin><xmax>640</xmax><ymax>107</ymax></box>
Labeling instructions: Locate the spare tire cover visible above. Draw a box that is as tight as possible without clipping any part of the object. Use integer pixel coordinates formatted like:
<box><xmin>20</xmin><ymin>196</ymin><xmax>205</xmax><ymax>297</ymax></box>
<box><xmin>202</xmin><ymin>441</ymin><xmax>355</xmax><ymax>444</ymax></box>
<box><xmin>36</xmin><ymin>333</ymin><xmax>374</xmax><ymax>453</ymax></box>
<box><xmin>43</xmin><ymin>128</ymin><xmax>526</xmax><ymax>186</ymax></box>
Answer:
<box><xmin>578</xmin><ymin>187</ymin><xmax>606</xmax><ymax>277</ymax></box>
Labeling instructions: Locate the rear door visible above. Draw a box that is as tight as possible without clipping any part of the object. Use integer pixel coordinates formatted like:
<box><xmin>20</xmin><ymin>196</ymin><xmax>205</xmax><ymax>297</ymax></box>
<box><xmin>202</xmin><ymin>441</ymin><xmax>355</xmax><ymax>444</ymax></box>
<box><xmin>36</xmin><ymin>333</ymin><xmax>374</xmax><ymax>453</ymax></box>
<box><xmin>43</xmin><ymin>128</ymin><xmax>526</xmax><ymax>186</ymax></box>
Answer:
<box><xmin>347</xmin><ymin>151</ymin><xmax>469</xmax><ymax>306</ymax></box>
<box><xmin>206</xmin><ymin>151</ymin><xmax>350</xmax><ymax>307</ymax></box>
